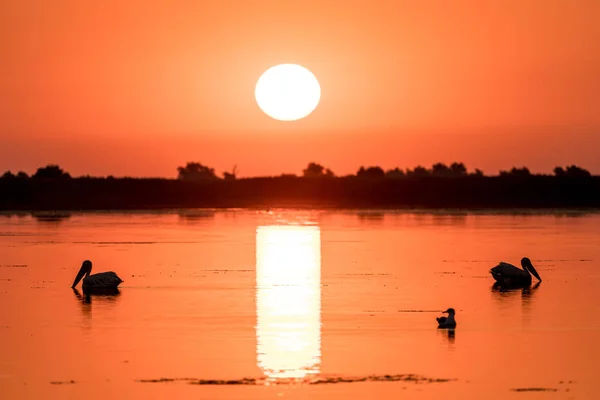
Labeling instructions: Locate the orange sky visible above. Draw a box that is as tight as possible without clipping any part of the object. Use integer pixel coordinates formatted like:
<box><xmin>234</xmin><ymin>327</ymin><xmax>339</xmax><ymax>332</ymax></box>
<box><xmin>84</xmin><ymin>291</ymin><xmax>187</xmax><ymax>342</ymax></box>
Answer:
<box><xmin>1</xmin><ymin>0</ymin><xmax>599</xmax><ymax>177</ymax></box>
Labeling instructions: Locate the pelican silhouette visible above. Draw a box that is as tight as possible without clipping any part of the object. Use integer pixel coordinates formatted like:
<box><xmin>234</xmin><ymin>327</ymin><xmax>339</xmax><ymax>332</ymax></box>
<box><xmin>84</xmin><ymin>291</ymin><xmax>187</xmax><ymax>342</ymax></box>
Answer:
<box><xmin>490</xmin><ymin>257</ymin><xmax>541</xmax><ymax>287</ymax></box>
<box><xmin>436</xmin><ymin>308</ymin><xmax>457</xmax><ymax>328</ymax></box>
<box><xmin>71</xmin><ymin>260</ymin><xmax>123</xmax><ymax>294</ymax></box>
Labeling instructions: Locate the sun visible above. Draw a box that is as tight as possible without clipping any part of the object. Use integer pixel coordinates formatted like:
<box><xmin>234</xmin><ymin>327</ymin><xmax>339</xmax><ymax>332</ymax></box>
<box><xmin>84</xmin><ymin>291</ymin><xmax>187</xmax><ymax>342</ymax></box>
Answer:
<box><xmin>255</xmin><ymin>64</ymin><xmax>321</xmax><ymax>121</ymax></box>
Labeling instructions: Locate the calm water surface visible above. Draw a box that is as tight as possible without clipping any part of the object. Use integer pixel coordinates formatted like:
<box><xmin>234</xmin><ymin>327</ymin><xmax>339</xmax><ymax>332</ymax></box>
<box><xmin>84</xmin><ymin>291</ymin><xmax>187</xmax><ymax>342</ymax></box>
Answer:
<box><xmin>1</xmin><ymin>210</ymin><xmax>599</xmax><ymax>399</ymax></box>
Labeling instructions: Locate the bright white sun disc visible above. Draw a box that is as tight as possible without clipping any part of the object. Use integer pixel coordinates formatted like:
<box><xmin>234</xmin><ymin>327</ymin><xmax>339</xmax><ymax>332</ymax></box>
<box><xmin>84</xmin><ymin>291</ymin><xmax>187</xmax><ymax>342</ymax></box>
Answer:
<box><xmin>255</xmin><ymin>64</ymin><xmax>321</xmax><ymax>121</ymax></box>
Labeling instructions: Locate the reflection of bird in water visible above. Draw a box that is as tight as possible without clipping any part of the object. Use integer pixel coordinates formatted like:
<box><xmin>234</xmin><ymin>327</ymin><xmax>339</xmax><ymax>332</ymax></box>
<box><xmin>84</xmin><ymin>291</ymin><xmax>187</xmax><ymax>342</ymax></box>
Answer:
<box><xmin>436</xmin><ymin>308</ymin><xmax>457</xmax><ymax>328</ymax></box>
<box><xmin>490</xmin><ymin>257</ymin><xmax>542</xmax><ymax>287</ymax></box>
<box><xmin>73</xmin><ymin>287</ymin><xmax>120</xmax><ymax>329</ymax></box>
<box><xmin>73</xmin><ymin>287</ymin><xmax>91</xmax><ymax>303</ymax></box>
<box><xmin>72</xmin><ymin>289</ymin><xmax>92</xmax><ymax>328</ymax></box>
<box><xmin>71</xmin><ymin>260</ymin><xmax>123</xmax><ymax>294</ymax></box>
<box><xmin>447</xmin><ymin>329</ymin><xmax>455</xmax><ymax>341</ymax></box>
<box><xmin>437</xmin><ymin>327</ymin><xmax>456</xmax><ymax>347</ymax></box>
<box><xmin>73</xmin><ymin>287</ymin><xmax>121</xmax><ymax>303</ymax></box>
<box><xmin>521</xmin><ymin>281</ymin><xmax>541</xmax><ymax>300</ymax></box>
<box><xmin>445</xmin><ymin>329</ymin><xmax>456</xmax><ymax>343</ymax></box>
<box><xmin>492</xmin><ymin>281</ymin><xmax>540</xmax><ymax>306</ymax></box>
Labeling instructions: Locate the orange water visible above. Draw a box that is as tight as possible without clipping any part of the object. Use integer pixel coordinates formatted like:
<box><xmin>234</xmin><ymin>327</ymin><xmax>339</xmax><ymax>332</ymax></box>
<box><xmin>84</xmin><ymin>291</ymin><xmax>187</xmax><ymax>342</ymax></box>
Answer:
<box><xmin>1</xmin><ymin>210</ymin><xmax>599</xmax><ymax>399</ymax></box>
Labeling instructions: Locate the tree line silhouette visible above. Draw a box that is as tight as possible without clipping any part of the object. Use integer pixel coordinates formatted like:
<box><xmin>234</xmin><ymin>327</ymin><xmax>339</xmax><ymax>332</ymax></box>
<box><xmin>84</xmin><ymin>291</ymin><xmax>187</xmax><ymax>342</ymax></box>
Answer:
<box><xmin>173</xmin><ymin>161</ymin><xmax>592</xmax><ymax>180</ymax></box>
<box><xmin>1</xmin><ymin>162</ymin><xmax>598</xmax><ymax>210</ymax></box>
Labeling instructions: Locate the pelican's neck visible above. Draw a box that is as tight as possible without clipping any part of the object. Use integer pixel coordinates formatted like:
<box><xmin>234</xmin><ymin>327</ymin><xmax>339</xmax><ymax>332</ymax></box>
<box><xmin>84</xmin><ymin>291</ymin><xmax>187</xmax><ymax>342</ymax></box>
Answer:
<box><xmin>445</xmin><ymin>314</ymin><xmax>456</xmax><ymax>323</ymax></box>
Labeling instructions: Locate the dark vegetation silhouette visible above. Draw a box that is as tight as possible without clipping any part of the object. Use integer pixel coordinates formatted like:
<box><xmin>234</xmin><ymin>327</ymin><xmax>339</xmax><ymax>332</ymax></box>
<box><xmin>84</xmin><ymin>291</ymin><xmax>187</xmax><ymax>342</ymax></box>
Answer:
<box><xmin>222</xmin><ymin>165</ymin><xmax>238</xmax><ymax>181</ymax></box>
<box><xmin>303</xmin><ymin>162</ymin><xmax>334</xmax><ymax>178</ymax></box>
<box><xmin>177</xmin><ymin>162</ymin><xmax>218</xmax><ymax>181</ymax></box>
<box><xmin>1</xmin><ymin>162</ymin><xmax>599</xmax><ymax>210</ymax></box>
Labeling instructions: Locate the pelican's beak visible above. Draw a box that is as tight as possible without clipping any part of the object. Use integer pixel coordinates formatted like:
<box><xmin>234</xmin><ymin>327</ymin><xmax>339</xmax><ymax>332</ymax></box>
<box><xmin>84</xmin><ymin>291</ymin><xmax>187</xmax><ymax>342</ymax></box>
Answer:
<box><xmin>442</xmin><ymin>310</ymin><xmax>449</xmax><ymax>314</ymax></box>
<box><xmin>71</xmin><ymin>264</ymin><xmax>88</xmax><ymax>288</ymax></box>
<box><xmin>526</xmin><ymin>261</ymin><xmax>542</xmax><ymax>282</ymax></box>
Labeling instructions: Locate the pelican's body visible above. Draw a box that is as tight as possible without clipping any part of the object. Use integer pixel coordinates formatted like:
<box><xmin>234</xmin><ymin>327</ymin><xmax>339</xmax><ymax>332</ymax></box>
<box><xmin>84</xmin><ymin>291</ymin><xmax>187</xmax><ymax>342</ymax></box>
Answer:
<box><xmin>436</xmin><ymin>308</ymin><xmax>457</xmax><ymax>328</ymax></box>
<box><xmin>72</xmin><ymin>260</ymin><xmax>122</xmax><ymax>293</ymax></box>
<box><xmin>490</xmin><ymin>257</ymin><xmax>542</xmax><ymax>287</ymax></box>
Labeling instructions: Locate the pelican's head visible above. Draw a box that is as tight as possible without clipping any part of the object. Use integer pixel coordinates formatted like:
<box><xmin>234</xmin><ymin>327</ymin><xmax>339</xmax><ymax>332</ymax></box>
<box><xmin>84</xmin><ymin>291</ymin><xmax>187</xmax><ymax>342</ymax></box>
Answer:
<box><xmin>521</xmin><ymin>257</ymin><xmax>542</xmax><ymax>282</ymax></box>
<box><xmin>71</xmin><ymin>260</ymin><xmax>92</xmax><ymax>288</ymax></box>
<box><xmin>443</xmin><ymin>308</ymin><xmax>456</xmax><ymax>315</ymax></box>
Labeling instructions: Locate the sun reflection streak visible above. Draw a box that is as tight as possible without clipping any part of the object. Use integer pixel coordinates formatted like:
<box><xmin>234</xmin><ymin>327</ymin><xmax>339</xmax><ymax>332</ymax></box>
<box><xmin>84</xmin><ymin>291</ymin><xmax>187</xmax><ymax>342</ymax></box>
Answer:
<box><xmin>256</xmin><ymin>225</ymin><xmax>321</xmax><ymax>382</ymax></box>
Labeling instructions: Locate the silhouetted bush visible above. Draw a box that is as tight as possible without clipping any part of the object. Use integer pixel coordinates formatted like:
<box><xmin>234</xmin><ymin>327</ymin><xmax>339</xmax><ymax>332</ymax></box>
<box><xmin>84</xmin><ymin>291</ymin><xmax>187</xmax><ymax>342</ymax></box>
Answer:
<box><xmin>33</xmin><ymin>165</ymin><xmax>71</xmax><ymax>180</ymax></box>
<box><xmin>177</xmin><ymin>162</ymin><xmax>218</xmax><ymax>181</ymax></box>
<box><xmin>303</xmin><ymin>162</ymin><xmax>334</xmax><ymax>178</ymax></box>
<box><xmin>432</xmin><ymin>163</ymin><xmax>452</xmax><ymax>177</ymax></box>
<box><xmin>565</xmin><ymin>165</ymin><xmax>591</xmax><ymax>178</ymax></box>
<box><xmin>554</xmin><ymin>167</ymin><xmax>566</xmax><ymax>177</ymax></box>
<box><xmin>357</xmin><ymin>166</ymin><xmax>385</xmax><ymax>179</ymax></box>
<box><xmin>406</xmin><ymin>166</ymin><xmax>430</xmax><ymax>177</ymax></box>
<box><xmin>385</xmin><ymin>168</ymin><xmax>405</xmax><ymax>178</ymax></box>
<box><xmin>1</xmin><ymin>171</ymin><xmax>15</xmax><ymax>180</ymax></box>
<box><xmin>500</xmin><ymin>167</ymin><xmax>531</xmax><ymax>177</ymax></box>
<box><xmin>450</xmin><ymin>162</ymin><xmax>467</xmax><ymax>176</ymax></box>
<box><xmin>222</xmin><ymin>165</ymin><xmax>238</xmax><ymax>181</ymax></box>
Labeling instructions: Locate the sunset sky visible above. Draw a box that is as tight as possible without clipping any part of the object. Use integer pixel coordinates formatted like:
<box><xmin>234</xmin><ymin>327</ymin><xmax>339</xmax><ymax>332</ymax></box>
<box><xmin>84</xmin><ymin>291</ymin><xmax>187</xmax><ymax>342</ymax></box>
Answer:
<box><xmin>1</xmin><ymin>0</ymin><xmax>598</xmax><ymax>178</ymax></box>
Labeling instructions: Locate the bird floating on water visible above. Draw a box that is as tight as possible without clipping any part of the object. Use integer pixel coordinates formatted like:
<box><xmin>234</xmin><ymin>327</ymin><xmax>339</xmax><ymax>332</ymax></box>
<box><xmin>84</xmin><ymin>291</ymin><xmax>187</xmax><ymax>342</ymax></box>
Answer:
<box><xmin>71</xmin><ymin>260</ymin><xmax>123</xmax><ymax>294</ymax></box>
<box><xmin>436</xmin><ymin>308</ymin><xmax>457</xmax><ymax>328</ymax></box>
<box><xmin>490</xmin><ymin>257</ymin><xmax>541</xmax><ymax>287</ymax></box>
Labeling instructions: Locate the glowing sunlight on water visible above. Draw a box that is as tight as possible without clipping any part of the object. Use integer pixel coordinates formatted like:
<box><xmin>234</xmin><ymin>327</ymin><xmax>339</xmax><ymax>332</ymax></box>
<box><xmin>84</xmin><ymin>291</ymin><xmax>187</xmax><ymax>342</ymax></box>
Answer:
<box><xmin>255</xmin><ymin>225</ymin><xmax>321</xmax><ymax>381</ymax></box>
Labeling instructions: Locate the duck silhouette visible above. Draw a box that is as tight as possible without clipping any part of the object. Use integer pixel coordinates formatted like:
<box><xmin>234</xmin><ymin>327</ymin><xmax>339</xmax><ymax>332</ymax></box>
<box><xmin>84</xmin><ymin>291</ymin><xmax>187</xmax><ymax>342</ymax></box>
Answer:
<box><xmin>436</xmin><ymin>308</ymin><xmax>457</xmax><ymax>328</ymax></box>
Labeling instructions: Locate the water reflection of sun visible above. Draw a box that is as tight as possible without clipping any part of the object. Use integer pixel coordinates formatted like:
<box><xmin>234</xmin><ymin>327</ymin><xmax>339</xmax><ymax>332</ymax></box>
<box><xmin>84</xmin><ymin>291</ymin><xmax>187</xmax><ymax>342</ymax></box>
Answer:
<box><xmin>255</xmin><ymin>225</ymin><xmax>321</xmax><ymax>382</ymax></box>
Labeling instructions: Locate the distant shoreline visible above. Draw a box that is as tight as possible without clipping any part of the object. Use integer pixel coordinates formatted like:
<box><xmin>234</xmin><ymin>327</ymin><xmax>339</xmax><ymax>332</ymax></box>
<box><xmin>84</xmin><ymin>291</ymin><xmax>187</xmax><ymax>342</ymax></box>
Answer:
<box><xmin>2</xmin><ymin>175</ymin><xmax>600</xmax><ymax>211</ymax></box>
<box><xmin>2</xmin><ymin>208</ymin><xmax>600</xmax><ymax>217</ymax></box>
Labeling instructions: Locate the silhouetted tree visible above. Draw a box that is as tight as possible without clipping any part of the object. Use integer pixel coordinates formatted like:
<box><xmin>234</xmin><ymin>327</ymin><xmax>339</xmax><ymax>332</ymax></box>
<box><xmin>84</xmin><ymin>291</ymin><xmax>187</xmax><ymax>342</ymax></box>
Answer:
<box><xmin>450</xmin><ymin>162</ymin><xmax>468</xmax><ymax>176</ymax></box>
<box><xmin>500</xmin><ymin>167</ymin><xmax>531</xmax><ymax>177</ymax></box>
<box><xmin>357</xmin><ymin>166</ymin><xmax>385</xmax><ymax>179</ymax></box>
<box><xmin>432</xmin><ymin>163</ymin><xmax>452</xmax><ymax>177</ymax></box>
<box><xmin>16</xmin><ymin>171</ymin><xmax>29</xmax><ymax>179</ymax></box>
<box><xmin>301</xmin><ymin>162</ymin><xmax>334</xmax><ymax>178</ymax></box>
<box><xmin>303</xmin><ymin>162</ymin><xmax>329</xmax><ymax>178</ymax></box>
<box><xmin>472</xmin><ymin>168</ymin><xmax>484</xmax><ymax>177</ymax></box>
<box><xmin>553</xmin><ymin>165</ymin><xmax>591</xmax><ymax>178</ymax></box>
<box><xmin>565</xmin><ymin>165</ymin><xmax>591</xmax><ymax>177</ymax></box>
<box><xmin>33</xmin><ymin>165</ymin><xmax>71</xmax><ymax>179</ymax></box>
<box><xmin>385</xmin><ymin>167</ymin><xmax>405</xmax><ymax>178</ymax></box>
<box><xmin>430</xmin><ymin>162</ymin><xmax>468</xmax><ymax>177</ymax></box>
<box><xmin>406</xmin><ymin>166</ymin><xmax>430</xmax><ymax>177</ymax></box>
<box><xmin>223</xmin><ymin>165</ymin><xmax>238</xmax><ymax>181</ymax></box>
<box><xmin>177</xmin><ymin>162</ymin><xmax>218</xmax><ymax>181</ymax></box>
<box><xmin>553</xmin><ymin>166</ymin><xmax>566</xmax><ymax>177</ymax></box>
<box><xmin>1</xmin><ymin>171</ymin><xmax>15</xmax><ymax>180</ymax></box>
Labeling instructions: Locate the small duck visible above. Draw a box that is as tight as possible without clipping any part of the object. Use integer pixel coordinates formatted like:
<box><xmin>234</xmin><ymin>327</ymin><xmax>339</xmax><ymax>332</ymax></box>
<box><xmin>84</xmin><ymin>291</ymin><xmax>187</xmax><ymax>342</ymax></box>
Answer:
<box><xmin>436</xmin><ymin>308</ymin><xmax>457</xmax><ymax>328</ymax></box>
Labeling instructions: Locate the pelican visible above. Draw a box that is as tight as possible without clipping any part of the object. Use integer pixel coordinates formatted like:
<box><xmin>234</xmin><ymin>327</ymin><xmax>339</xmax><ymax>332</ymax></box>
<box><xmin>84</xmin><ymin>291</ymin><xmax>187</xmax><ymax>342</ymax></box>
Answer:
<box><xmin>71</xmin><ymin>260</ymin><xmax>123</xmax><ymax>293</ymax></box>
<box><xmin>490</xmin><ymin>257</ymin><xmax>541</xmax><ymax>287</ymax></box>
<box><xmin>436</xmin><ymin>308</ymin><xmax>457</xmax><ymax>328</ymax></box>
